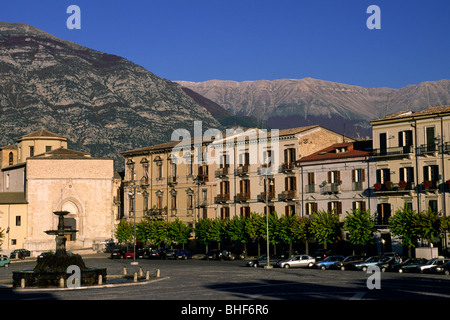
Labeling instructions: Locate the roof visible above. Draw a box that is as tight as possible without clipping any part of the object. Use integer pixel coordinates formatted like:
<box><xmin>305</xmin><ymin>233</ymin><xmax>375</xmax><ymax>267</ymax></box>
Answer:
<box><xmin>372</xmin><ymin>105</ymin><xmax>450</xmax><ymax>123</ymax></box>
<box><xmin>29</xmin><ymin>147</ymin><xmax>91</xmax><ymax>159</ymax></box>
<box><xmin>121</xmin><ymin>125</ymin><xmax>349</xmax><ymax>156</ymax></box>
<box><xmin>17</xmin><ymin>128</ymin><xmax>67</xmax><ymax>141</ymax></box>
<box><xmin>0</xmin><ymin>192</ymin><xmax>27</xmax><ymax>204</ymax></box>
<box><xmin>297</xmin><ymin>140</ymin><xmax>372</xmax><ymax>164</ymax></box>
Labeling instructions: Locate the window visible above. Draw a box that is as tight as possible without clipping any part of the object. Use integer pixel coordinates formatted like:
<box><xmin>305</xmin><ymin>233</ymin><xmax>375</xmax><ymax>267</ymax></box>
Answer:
<box><xmin>376</xmin><ymin>168</ymin><xmax>390</xmax><ymax>184</ymax></box>
<box><xmin>220</xmin><ymin>181</ymin><xmax>230</xmax><ymax>195</ymax></box>
<box><xmin>426</xmin><ymin>126</ymin><xmax>436</xmax><ymax>151</ymax></box>
<box><xmin>220</xmin><ymin>154</ymin><xmax>230</xmax><ymax>168</ymax></box>
<box><xmin>239</xmin><ymin>152</ymin><xmax>250</xmax><ymax>166</ymax></box>
<box><xmin>240</xmin><ymin>206</ymin><xmax>250</xmax><ymax>218</ymax></box>
<box><xmin>398</xmin><ymin>130</ymin><xmax>413</xmax><ymax>148</ymax></box>
<box><xmin>352</xmin><ymin>201</ymin><xmax>366</xmax><ymax>211</ymax></box>
<box><xmin>328</xmin><ymin>201</ymin><xmax>342</xmax><ymax>214</ymax></box>
<box><xmin>352</xmin><ymin>169</ymin><xmax>365</xmax><ymax>190</ymax></box>
<box><xmin>379</xmin><ymin>133</ymin><xmax>387</xmax><ymax>154</ymax></box>
<box><xmin>376</xmin><ymin>203</ymin><xmax>391</xmax><ymax>225</ymax></box>
<box><xmin>5</xmin><ymin>174</ymin><xmax>10</xmax><ymax>189</ymax></box>
<box><xmin>284</xmin><ymin>148</ymin><xmax>296</xmax><ymax>163</ymax></box>
<box><xmin>263</xmin><ymin>149</ymin><xmax>272</xmax><ymax>166</ymax></box>
<box><xmin>8</xmin><ymin>152</ymin><xmax>13</xmax><ymax>166</ymax></box>
<box><xmin>285</xmin><ymin>176</ymin><xmax>297</xmax><ymax>191</ymax></box>
<box><xmin>16</xmin><ymin>216</ymin><xmax>21</xmax><ymax>226</ymax></box>
<box><xmin>328</xmin><ymin>171</ymin><xmax>341</xmax><ymax>184</ymax></box>
<box><xmin>399</xmin><ymin>167</ymin><xmax>414</xmax><ymax>183</ymax></box>
<box><xmin>428</xmin><ymin>200</ymin><xmax>438</xmax><ymax>213</ymax></box>
<box><xmin>46</xmin><ymin>146</ymin><xmax>52</xmax><ymax>152</ymax></box>
<box><xmin>423</xmin><ymin>165</ymin><xmax>439</xmax><ymax>187</ymax></box>
<box><xmin>240</xmin><ymin>179</ymin><xmax>250</xmax><ymax>194</ymax></box>
<box><xmin>305</xmin><ymin>202</ymin><xmax>318</xmax><ymax>215</ymax></box>
<box><xmin>29</xmin><ymin>146</ymin><xmax>34</xmax><ymax>157</ymax></box>
<box><xmin>221</xmin><ymin>207</ymin><xmax>230</xmax><ymax>220</ymax></box>
<box><xmin>187</xmin><ymin>194</ymin><xmax>193</xmax><ymax>209</ymax></box>
<box><xmin>202</xmin><ymin>189</ymin><xmax>208</xmax><ymax>202</ymax></box>
<box><xmin>171</xmin><ymin>194</ymin><xmax>177</xmax><ymax>210</ymax></box>
<box><xmin>285</xmin><ymin>205</ymin><xmax>295</xmax><ymax>216</ymax></box>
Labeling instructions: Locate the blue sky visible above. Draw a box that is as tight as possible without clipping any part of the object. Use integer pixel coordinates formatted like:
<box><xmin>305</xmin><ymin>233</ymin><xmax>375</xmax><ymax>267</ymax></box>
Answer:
<box><xmin>1</xmin><ymin>0</ymin><xmax>449</xmax><ymax>88</ymax></box>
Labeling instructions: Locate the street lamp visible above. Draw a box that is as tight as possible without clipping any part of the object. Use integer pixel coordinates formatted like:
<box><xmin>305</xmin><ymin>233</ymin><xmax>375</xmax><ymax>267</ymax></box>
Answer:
<box><xmin>126</xmin><ymin>158</ymin><xmax>139</xmax><ymax>266</ymax></box>
<box><xmin>265</xmin><ymin>175</ymin><xmax>274</xmax><ymax>269</ymax></box>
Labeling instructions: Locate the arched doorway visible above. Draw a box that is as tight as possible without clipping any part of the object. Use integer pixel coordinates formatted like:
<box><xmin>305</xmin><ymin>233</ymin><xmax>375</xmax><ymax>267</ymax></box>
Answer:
<box><xmin>61</xmin><ymin>201</ymin><xmax>78</xmax><ymax>241</ymax></box>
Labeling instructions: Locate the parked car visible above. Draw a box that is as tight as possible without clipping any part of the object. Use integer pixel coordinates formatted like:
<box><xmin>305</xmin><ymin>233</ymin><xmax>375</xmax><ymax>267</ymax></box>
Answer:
<box><xmin>418</xmin><ymin>258</ymin><xmax>450</xmax><ymax>273</ymax></box>
<box><xmin>175</xmin><ymin>249</ymin><xmax>193</xmax><ymax>260</ymax></box>
<box><xmin>251</xmin><ymin>254</ymin><xmax>280</xmax><ymax>268</ymax></box>
<box><xmin>136</xmin><ymin>249</ymin><xmax>148</xmax><ymax>259</ymax></box>
<box><xmin>313</xmin><ymin>249</ymin><xmax>333</xmax><ymax>261</ymax></box>
<box><xmin>10</xmin><ymin>249</ymin><xmax>31</xmax><ymax>259</ymax></box>
<box><xmin>221</xmin><ymin>248</ymin><xmax>246</xmax><ymax>260</ymax></box>
<box><xmin>393</xmin><ymin>258</ymin><xmax>428</xmax><ymax>273</ymax></box>
<box><xmin>333</xmin><ymin>255</ymin><xmax>366</xmax><ymax>270</ymax></box>
<box><xmin>354</xmin><ymin>255</ymin><xmax>390</xmax><ymax>271</ymax></box>
<box><xmin>436</xmin><ymin>261</ymin><xmax>450</xmax><ymax>275</ymax></box>
<box><xmin>377</xmin><ymin>257</ymin><xmax>402</xmax><ymax>272</ymax></box>
<box><xmin>163</xmin><ymin>249</ymin><xmax>176</xmax><ymax>259</ymax></box>
<box><xmin>0</xmin><ymin>256</ymin><xmax>10</xmax><ymax>267</ymax></box>
<box><xmin>124</xmin><ymin>249</ymin><xmax>136</xmax><ymax>259</ymax></box>
<box><xmin>313</xmin><ymin>255</ymin><xmax>345</xmax><ymax>270</ymax></box>
<box><xmin>277</xmin><ymin>255</ymin><xmax>315</xmax><ymax>269</ymax></box>
<box><xmin>205</xmin><ymin>249</ymin><xmax>222</xmax><ymax>260</ymax></box>
<box><xmin>110</xmin><ymin>249</ymin><xmax>125</xmax><ymax>259</ymax></box>
<box><xmin>148</xmin><ymin>249</ymin><xmax>164</xmax><ymax>259</ymax></box>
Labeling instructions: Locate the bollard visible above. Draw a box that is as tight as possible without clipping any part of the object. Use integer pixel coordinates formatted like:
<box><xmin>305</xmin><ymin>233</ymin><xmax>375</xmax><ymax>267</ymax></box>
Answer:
<box><xmin>146</xmin><ymin>270</ymin><xmax>150</xmax><ymax>280</ymax></box>
<box><xmin>156</xmin><ymin>269</ymin><xmax>160</xmax><ymax>278</ymax></box>
<box><xmin>59</xmin><ymin>277</ymin><xmax>65</xmax><ymax>288</ymax></box>
<box><xmin>98</xmin><ymin>274</ymin><xmax>102</xmax><ymax>285</ymax></box>
<box><xmin>133</xmin><ymin>272</ymin><xmax>138</xmax><ymax>282</ymax></box>
<box><xmin>139</xmin><ymin>267</ymin><xmax>143</xmax><ymax>277</ymax></box>
<box><xmin>21</xmin><ymin>278</ymin><xmax>25</xmax><ymax>289</ymax></box>
<box><xmin>123</xmin><ymin>266</ymin><xmax>127</xmax><ymax>275</ymax></box>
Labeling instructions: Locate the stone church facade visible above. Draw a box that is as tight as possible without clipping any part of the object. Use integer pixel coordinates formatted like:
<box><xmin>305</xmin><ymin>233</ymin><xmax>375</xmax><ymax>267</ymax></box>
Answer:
<box><xmin>0</xmin><ymin>128</ymin><xmax>118</xmax><ymax>255</ymax></box>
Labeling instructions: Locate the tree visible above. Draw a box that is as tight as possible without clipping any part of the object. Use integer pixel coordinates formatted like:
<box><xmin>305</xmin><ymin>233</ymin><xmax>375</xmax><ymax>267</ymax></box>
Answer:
<box><xmin>227</xmin><ymin>215</ymin><xmax>248</xmax><ymax>257</ymax></box>
<box><xmin>115</xmin><ymin>219</ymin><xmax>134</xmax><ymax>245</ymax></box>
<box><xmin>343</xmin><ymin>209</ymin><xmax>376</xmax><ymax>255</ymax></box>
<box><xmin>289</xmin><ymin>216</ymin><xmax>312</xmax><ymax>254</ymax></box>
<box><xmin>277</xmin><ymin>215</ymin><xmax>296</xmax><ymax>257</ymax></box>
<box><xmin>309</xmin><ymin>210</ymin><xmax>340</xmax><ymax>249</ymax></box>
<box><xmin>245</xmin><ymin>212</ymin><xmax>264</xmax><ymax>257</ymax></box>
<box><xmin>389</xmin><ymin>205</ymin><xmax>419</xmax><ymax>258</ymax></box>
<box><xmin>168</xmin><ymin>218</ymin><xmax>192</xmax><ymax>249</ymax></box>
<box><xmin>194</xmin><ymin>218</ymin><xmax>222</xmax><ymax>253</ymax></box>
<box><xmin>415</xmin><ymin>209</ymin><xmax>442</xmax><ymax>246</ymax></box>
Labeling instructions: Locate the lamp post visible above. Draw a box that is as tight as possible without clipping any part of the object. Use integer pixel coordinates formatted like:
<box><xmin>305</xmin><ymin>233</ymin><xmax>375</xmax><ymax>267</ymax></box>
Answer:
<box><xmin>265</xmin><ymin>175</ymin><xmax>274</xmax><ymax>269</ymax></box>
<box><xmin>126</xmin><ymin>158</ymin><xmax>138</xmax><ymax>266</ymax></box>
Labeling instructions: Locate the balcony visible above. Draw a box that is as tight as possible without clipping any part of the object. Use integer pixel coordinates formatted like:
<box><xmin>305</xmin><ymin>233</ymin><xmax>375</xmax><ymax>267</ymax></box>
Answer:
<box><xmin>374</xmin><ymin>181</ymin><xmax>415</xmax><ymax>194</ymax></box>
<box><xmin>235</xmin><ymin>165</ymin><xmax>249</xmax><ymax>176</ymax></box>
<box><xmin>420</xmin><ymin>181</ymin><xmax>439</xmax><ymax>193</ymax></box>
<box><xmin>352</xmin><ymin>181</ymin><xmax>363</xmax><ymax>191</ymax></box>
<box><xmin>235</xmin><ymin>192</ymin><xmax>251</xmax><ymax>203</ymax></box>
<box><xmin>321</xmin><ymin>183</ymin><xmax>342</xmax><ymax>194</ymax></box>
<box><xmin>195</xmin><ymin>174</ymin><xmax>209</xmax><ymax>184</ymax></box>
<box><xmin>305</xmin><ymin>184</ymin><xmax>316</xmax><ymax>193</ymax></box>
<box><xmin>280</xmin><ymin>162</ymin><xmax>295</xmax><ymax>173</ymax></box>
<box><xmin>372</xmin><ymin>145</ymin><xmax>413</xmax><ymax>158</ymax></box>
<box><xmin>279</xmin><ymin>190</ymin><xmax>296</xmax><ymax>201</ymax></box>
<box><xmin>257</xmin><ymin>191</ymin><xmax>276</xmax><ymax>202</ymax></box>
<box><xmin>215</xmin><ymin>193</ymin><xmax>230</xmax><ymax>203</ymax></box>
<box><xmin>167</xmin><ymin>176</ymin><xmax>177</xmax><ymax>187</ymax></box>
<box><xmin>416</xmin><ymin>144</ymin><xmax>438</xmax><ymax>156</ymax></box>
<box><xmin>257</xmin><ymin>164</ymin><xmax>274</xmax><ymax>175</ymax></box>
<box><xmin>215</xmin><ymin>167</ymin><xmax>229</xmax><ymax>178</ymax></box>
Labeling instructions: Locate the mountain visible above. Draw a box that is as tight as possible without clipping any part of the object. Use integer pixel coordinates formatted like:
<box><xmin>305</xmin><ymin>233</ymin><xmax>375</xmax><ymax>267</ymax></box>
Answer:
<box><xmin>0</xmin><ymin>22</ymin><xmax>222</xmax><ymax>170</ymax></box>
<box><xmin>176</xmin><ymin>78</ymin><xmax>450</xmax><ymax>138</ymax></box>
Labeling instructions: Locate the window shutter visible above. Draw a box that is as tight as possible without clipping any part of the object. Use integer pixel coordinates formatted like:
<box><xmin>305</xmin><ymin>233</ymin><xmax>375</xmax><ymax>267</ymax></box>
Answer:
<box><xmin>328</xmin><ymin>171</ymin><xmax>332</xmax><ymax>183</ymax></box>
<box><xmin>361</xmin><ymin>201</ymin><xmax>366</xmax><ymax>211</ymax></box>
<box><xmin>328</xmin><ymin>202</ymin><xmax>332</xmax><ymax>212</ymax></box>
<box><xmin>352</xmin><ymin>169</ymin><xmax>356</xmax><ymax>182</ymax></box>
<box><xmin>361</xmin><ymin>169</ymin><xmax>365</xmax><ymax>182</ymax></box>
<box><xmin>337</xmin><ymin>202</ymin><xmax>342</xmax><ymax>214</ymax></box>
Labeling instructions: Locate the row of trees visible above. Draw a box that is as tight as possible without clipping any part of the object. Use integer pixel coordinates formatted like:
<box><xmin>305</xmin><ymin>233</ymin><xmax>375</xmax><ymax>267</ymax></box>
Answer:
<box><xmin>115</xmin><ymin>207</ymin><xmax>450</xmax><ymax>258</ymax></box>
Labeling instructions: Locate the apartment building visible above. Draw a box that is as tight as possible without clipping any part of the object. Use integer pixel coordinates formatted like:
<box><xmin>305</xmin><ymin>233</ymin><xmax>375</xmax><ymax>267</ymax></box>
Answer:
<box><xmin>296</xmin><ymin>140</ymin><xmax>376</xmax><ymax>221</ymax></box>
<box><xmin>120</xmin><ymin>125</ymin><xmax>351</xmax><ymax>225</ymax></box>
<box><xmin>370</xmin><ymin>106</ymin><xmax>450</xmax><ymax>221</ymax></box>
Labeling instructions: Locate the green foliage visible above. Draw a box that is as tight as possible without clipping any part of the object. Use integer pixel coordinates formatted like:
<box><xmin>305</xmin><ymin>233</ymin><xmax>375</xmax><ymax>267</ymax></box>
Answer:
<box><xmin>115</xmin><ymin>219</ymin><xmax>134</xmax><ymax>244</ymax></box>
<box><xmin>245</xmin><ymin>212</ymin><xmax>264</xmax><ymax>242</ymax></box>
<box><xmin>343</xmin><ymin>209</ymin><xmax>376</xmax><ymax>247</ymax></box>
<box><xmin>168</xmin><ymin>218</ymin><xmax>192</xmax><ymax>246</ymax></box>
<box><xmin>227</xmin><ymin>215</ymin><xmax>248</xmax><ymax>244</ymax></box>
<box><xmin>415</xmin><ymin>209</ymin><xmax>442</xmax><ymax>244</ymax></box>
<box><xmin>389</xmin><ymin>205</ymin><xmax>419</xmax><ymax>249</ymax></box>
<box><xmin>309</xmin><ymin>210</ymin><xmax>340</xmax><ymax>248</ymax></box>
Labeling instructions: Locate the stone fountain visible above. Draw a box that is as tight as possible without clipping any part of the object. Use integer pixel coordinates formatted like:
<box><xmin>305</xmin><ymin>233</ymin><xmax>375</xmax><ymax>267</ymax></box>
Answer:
<box><xmin>13</xmin><ymin>210</ymin><xmax>106</xmax><ymax>288</ymax></box>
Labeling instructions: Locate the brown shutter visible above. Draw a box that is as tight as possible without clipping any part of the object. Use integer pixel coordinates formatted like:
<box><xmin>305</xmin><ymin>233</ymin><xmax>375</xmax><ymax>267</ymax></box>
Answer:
<box><xmin>352</xmin><ymin>169</ymin><xmax>356</xmax><ymax>182</ymax></box>
<box><xmin>338</xmin><ymin>202</ymin><xmax>342</xmax><ymax>214</ymax></box>
<box><xmin>361</xmin><ymin>169</ymin><xmax>365</xmax><ymax>182</ymax></box>
<box><xmin>328</xmin><ymin>171</ymin><xmax>332</xmax><ymax>183</ymax></box>
<box><xmin>361</xmin><ymin>201</ymin><xmax>366</xmax><ymax>211</ymax></box>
